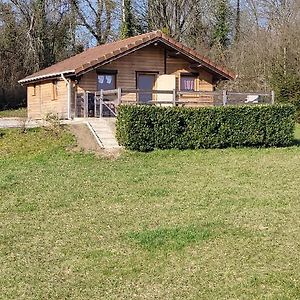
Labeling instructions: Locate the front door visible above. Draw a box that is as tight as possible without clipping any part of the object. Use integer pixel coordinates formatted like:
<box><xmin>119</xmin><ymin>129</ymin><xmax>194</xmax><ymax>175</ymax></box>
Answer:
<box><xmin>137</xmin><ymin>73</ymin><xmax>156</xmax><ymax>103</ymax></box>
<box><xmin>97</xmin><ymin>72</ymin><xmax>117</xmax><ymax>117</ymax></box>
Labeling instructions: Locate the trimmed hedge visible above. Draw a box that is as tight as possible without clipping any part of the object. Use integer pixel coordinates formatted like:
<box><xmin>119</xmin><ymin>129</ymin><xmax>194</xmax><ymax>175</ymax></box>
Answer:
<box><xmin>116</xmin><ymin>104</ymin><xmax>296</xmax><ymax>151</ymax></box>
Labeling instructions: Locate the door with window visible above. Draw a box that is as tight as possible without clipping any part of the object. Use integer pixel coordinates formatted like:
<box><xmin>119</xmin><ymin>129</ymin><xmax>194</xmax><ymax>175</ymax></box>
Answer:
<box><xmin>97</xmin><ymin>73</ymin><xmax>116</xmax><ymax>91</ymax></box>
<box><xmin>97</xmin><ymin>72</ymin><xmax>117</xmax><ymax>117</ymax></box>
<box><xmin>137</xmin><ymin>73</ymin><xmax>156</xmax><ymax>103</ymax></box>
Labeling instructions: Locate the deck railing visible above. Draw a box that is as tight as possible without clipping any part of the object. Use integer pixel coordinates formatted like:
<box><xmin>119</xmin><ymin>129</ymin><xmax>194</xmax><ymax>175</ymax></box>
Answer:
<box><xmin>77</xmin><ymin>88</ymin><xmax>275</xmax><ymax>118</ymax></box>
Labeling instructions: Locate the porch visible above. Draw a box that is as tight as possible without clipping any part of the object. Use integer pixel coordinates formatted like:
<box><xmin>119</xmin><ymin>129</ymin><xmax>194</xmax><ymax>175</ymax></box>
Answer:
<box><xmin>74</xmin><ymin>88</ymin><xmax>275</xmax><ymax>118</ymax></box>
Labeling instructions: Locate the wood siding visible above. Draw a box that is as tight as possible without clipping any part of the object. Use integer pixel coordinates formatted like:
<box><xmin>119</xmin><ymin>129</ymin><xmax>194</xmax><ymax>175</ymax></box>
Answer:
<box><xmin>27</xmin><ymin>44</ymin><xmax>215</xmax><ymax>119</ymax></box>
<box><xmin>75</xmin><ymin>44</ymin><xmax>214</xmax><ymax>115</ymax></box>
<box><xmin>76</xmin><ymin>45</ymin><xmax>165</xmax><ymax>111</ymax></box>
<box><xmin>27</xmin><ymin>80</ymin><xmax>68</xmax><ymax>119</ymax></box>
<box><xmin>167</xmin><ymin>56</ymin><xmax>214</xmax><ymax>106</ymax></box>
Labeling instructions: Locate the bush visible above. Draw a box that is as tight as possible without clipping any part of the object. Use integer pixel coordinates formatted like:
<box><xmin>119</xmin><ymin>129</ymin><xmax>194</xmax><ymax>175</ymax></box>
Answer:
<box><xmin>44</xmin><ymin>113</ymin><xmax>62</xmax><ymax>136</ymax></box>
<box><xmin>116</xmin><ymin>104</ymin><xmax>296</xmax><ymax>151</ymax></box>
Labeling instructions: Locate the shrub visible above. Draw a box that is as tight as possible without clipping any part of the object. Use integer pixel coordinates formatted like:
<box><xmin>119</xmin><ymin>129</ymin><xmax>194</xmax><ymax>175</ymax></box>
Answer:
<box><xmin>44</xmin><ymin>113</ymin><xmax>62</xmax><ymax>136</ymax></box>
<box><xmin>116</xmin><ymin>104</ymin><xmax>296</xmax><ymax>151</ymax></box>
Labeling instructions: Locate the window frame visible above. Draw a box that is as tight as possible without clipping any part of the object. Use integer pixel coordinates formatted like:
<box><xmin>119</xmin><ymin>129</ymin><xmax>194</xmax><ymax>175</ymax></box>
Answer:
<box><xmin>180</xmin><ymin>73</ymin><xmax>198</xmax><ymax>92</ymax></box>
<box><xmin>136</xmin><ymin>71</ymin><xmax>158</xmax><ymax>103</ymax></box>
<box><xmin>97</xmin><ymin>70</ymin><xmax>117</xmax><ymax>91</ymax></box>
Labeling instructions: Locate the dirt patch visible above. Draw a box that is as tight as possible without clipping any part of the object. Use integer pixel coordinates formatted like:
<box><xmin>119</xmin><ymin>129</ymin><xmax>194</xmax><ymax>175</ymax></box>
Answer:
<box><xmin>69</xmin><ymin>124</ymin><xmax>99</xmax><ymax>152</ymax></box>
<box><xmin>69</xmin><ymin>124</ymin><xmax>122</xmax><ymax>158</ymax></box>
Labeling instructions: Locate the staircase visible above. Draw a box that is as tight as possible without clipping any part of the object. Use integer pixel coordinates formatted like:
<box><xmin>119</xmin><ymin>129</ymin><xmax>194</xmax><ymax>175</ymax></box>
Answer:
<box><xmin>86</xmin><ymin>118</ymin><xmax>121</xmax><ymax>149</ymax></box>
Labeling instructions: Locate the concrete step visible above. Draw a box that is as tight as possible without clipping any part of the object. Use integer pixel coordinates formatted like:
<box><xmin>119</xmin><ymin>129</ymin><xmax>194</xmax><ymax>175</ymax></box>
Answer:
<box><xmin>86</xmin><ymin>118</ymin><xmax>121</xmax><ymax>149</ymax></box>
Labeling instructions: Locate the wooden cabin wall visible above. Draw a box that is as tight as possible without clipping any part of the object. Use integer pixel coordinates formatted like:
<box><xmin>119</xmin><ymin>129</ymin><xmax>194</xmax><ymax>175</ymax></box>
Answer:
<box><xmin>27</xmin><ymin>79</ymin><xmax>68</xmax><ymax>119</ymax></box>
<box><xmin>75</xmin><ymin>44</ymin><xmax>215</xmax><ymax>115</ymax></box>
<box><xmin>76</xmin><ymin>45</ymin><xmax>165</xmax><ymax>110</ymax></box>
<box><xmin>166</xmin><ymin>56</ymin><xmax>214</xmax><ymax>106</ymax></box>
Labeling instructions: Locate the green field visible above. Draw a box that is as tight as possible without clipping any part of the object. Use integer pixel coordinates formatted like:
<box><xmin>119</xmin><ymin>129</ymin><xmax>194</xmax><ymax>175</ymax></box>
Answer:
<box><xmin>0</xmin><ymin>126</ymin><xmax>300</xmax><ymax>299</ymax></box>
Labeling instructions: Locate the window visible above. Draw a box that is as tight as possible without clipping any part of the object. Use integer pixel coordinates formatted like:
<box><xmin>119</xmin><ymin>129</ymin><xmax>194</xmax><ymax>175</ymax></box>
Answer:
<box><xmin>52</xmin><ymin>80</ymin><xmax>58</xmax><ymax>100</ymax></box>
<box><xmin>180</xmin><ymin>74</ymin><xmax>197</xmax><ymax>91</ymax></box>
<box><xmin>97</xmin><ymin>73</ymin><xmax>116</xmax><ymax>90</ymax></box>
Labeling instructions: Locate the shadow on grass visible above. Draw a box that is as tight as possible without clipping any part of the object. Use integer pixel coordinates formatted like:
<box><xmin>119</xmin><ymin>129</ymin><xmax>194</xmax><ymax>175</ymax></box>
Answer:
<box><xmin>294</xmin><ymin>124</ymin><xmax>300</xmax><ymax>146</ymax></box>
<box><xmin>294</xmin><ymin>139</ymin><xmax>300</xmax><ymax>146</ymax></box>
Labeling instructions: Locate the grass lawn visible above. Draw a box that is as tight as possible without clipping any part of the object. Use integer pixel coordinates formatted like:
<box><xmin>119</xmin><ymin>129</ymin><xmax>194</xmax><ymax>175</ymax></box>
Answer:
<box><xmin>0</xmin><ymin>125</ymin><xmax>300</xmax><ymax>299</ymax></box>
<box><xmin>0</xmin><ymin>108</ymin><xmax>27</xmax><ymax>118</ymax></box>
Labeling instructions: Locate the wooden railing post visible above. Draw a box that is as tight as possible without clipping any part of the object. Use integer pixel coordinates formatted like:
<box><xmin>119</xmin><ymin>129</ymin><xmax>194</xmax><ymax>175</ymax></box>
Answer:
<box><xmin>172</xmin><ymin>89</ymin><xmax>176</xmax><ymax>106</ymax></box>
<box><xmin>93</xmin><ymin>92</ymin><xmax>96</xmax><ymax>117</ymax></box>
<box><xmin>117</xmin><ymin>88</ymin><xmax>122</xmax><ymax>105</ymax></box>
<box><xmin>84</xmin><ymin>92</ymin><xmax>87</xmax><ymax>118</ymax></box>
<box><xmin>222</xmin><ymin>90</ymin><xmax>228</xmax><ymax>106</ymax></box>
<box><xmin>99</xmin><ymin>89</ymin><xmax>103</xmax><ymax>118</ymax></box>
<box><xmin>271</xmin><ymin>90</ymin><xmax>275</xmax><ymax>104</ymax></box>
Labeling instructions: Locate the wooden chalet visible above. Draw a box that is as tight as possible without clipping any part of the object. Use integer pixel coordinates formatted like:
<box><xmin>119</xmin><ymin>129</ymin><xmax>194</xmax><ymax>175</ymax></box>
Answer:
<box><xmin>19</xmin><ymin>30</ymin><xmax>236</xmax><ymax>119</ymax></box>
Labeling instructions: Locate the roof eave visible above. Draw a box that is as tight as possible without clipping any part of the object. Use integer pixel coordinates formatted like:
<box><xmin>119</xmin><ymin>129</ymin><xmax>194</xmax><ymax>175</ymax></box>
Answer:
<box><xmin>74</xmin><ymin>37</ymin><xmax>161</xmax><ymax>76</ymax></box>
<box><xmin>18</xmin><ymin>70</ymin><xmax>76</xmax><ymax>85</ymax></box>
<box><xmin>75</xmin><ymin>36</ymin><xmax>235</xmax><ymax>80</ymax></box>
<box><xmin>159</xmin><ymin>37</ymin><xmax>235</xmax><ymax>80</ymax></box>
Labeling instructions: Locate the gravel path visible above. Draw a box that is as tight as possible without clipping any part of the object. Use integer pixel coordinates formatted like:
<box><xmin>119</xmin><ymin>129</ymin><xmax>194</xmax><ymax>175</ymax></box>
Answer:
<box><xmin>0</xmin><ymin>118</ymin><xmax>86</xmax><ymax>128</ymax></box>
<box><xmin>0</xmin><ymin>118</ymin><xmax>42</xmax><ymax>128</ymax></box>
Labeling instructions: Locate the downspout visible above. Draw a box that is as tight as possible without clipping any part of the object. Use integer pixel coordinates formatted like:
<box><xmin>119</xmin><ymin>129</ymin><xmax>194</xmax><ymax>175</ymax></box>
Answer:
<box><xmin>61</xmin><ymin>73</ymin><xmax>71</xmax><ymax>119</ymax></box>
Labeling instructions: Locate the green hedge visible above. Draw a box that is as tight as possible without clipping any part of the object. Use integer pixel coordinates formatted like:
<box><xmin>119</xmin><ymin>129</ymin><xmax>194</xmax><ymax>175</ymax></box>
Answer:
<box><xmin>116</xmin><ymin>104</ymin><xmax>296</xmax><ymax>151</ymax></box>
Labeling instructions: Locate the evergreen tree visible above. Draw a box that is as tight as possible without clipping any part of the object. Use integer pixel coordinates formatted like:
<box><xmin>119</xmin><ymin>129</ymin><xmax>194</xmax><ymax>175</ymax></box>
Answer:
<box><xmin>120</xmin><ymin>0</ymin><xmax>135</xmax><ymax>39</ymax></box>
<box><xmin>234</xmin><ymin>0</ymin><xmax>240</xmax><ymax>42</ymax></box>
<box><xmin>212</xmin><ymin>0</ymin><xmax>230</xmax><ymax>48</ymax></box>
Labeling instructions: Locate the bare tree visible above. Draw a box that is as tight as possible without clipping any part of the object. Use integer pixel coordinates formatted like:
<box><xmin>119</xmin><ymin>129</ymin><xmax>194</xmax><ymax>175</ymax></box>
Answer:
<box><xmin>69</xmin><ymin>0</ymin><xmax>117</xmax><ymax>45</ymax></box>
<box><xmin>10</xmin><ymin>0</ymin><xmax>75</xmax><ymax>70</ymax></box>
<box><xmin>146</xmin><ymin>0</ymin><xmax>200</xmax><ymax>41</ymax></box>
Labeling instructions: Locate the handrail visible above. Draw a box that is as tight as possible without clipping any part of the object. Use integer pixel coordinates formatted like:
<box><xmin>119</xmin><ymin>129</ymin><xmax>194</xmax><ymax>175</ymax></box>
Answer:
<box><xmin>86</xmin><ymin>121</ymin><xmax>104</xmax><ymax>148</ymax></box>
<box><xmin>120</xmin><ymin>100</ymin><xmax>214</xmax><ymax>105</ymax></box>
<box><xmin>95</xmin><ymin>89</ymin><xmax>119</xmax><ymax>96</ymax></box>
<box><xmin>122</xmin><ymin>88</ymin><xmax>174</xmax><ymax>94</ymax></box>
<box><xmin>84</xmin><ymin>89</ymin><xmax>274</xmax><ymax>118</ymax></box>
<box><xmin>94</xmin><ymin>93</ymin><xmax>117</xmax><ymax>117</ymax></box>
<box><xmin>101</xmin><ymin>100</ymin><xmax>117</xmax><ymax>117</ymax></box>
<box><xmin>227</xmin><ymin>92</ymin><xmax>270</xmax><ymax>96</ymax></box>
<box><xmin>94</xmin><ymin>88</ymin><xmax>272</xmax><ymax>97</ymax></box>
<box><xmin>177</xmin><ymin>90</ymin><xmax>220</xmax><ymax>96</ymax></box>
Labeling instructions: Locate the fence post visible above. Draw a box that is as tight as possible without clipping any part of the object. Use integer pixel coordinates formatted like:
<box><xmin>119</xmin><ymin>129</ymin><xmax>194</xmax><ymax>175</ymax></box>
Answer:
<box><xmin>117</xmin><ymin>88</ymin><xmax>122</xmax><ymax>105</ymax></box>
<box><xmin>222</xmin><ymin>90</ymin><xmax>228</xmax><ymax>106</ymax></box>
<box><xmin>84</xmin><ymin>92</ymin><xmax>87</xmax><ymax>118</ymax></box>
<box><xmin>271</xmin><ymin>90</ymin><xmax>275</xmax><ymax>104</ymax></box>
<box><xmin>99</xmin><ymin>89</ymin><xmax>103</xmax><ymax>118</ymax></box>
<box><xmin>93</xmin><ymin>92</ymin><xmax>96</xmax><ymax>117</ymax></box>
<box><xmin>172</xmin><ymin>89</ymin><xmax>176</xmax><ymax>106</ymax></box>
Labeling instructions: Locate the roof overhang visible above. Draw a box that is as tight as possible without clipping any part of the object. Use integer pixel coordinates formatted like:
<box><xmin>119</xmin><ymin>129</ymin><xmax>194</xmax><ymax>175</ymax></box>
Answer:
<box><xmin>18</xmin><ymin>30</ymin><xmax>236</xmax><ymax>85</ymax></box>
<box><xmin>159</xmin><ymin>39</ymin><xmax>235</xmax><ymax>80</ymax></box>
<box><xmin>75</xmin><ymin>38</ymin><xmax>161</xmax><ymax>77</ymax></box>
<box><xmin>76</xmin><ymin>38</ymin><xmax>235</xmax><ymax>80</ymax></box>
<box><xmin>18</xmin><ymin>70</ymin><xmax>75</xmax><ymax>85</ymax></box>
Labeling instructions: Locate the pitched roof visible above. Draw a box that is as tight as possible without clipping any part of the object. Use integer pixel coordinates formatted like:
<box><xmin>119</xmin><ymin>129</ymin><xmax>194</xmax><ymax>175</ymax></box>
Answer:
<box><xmin>19</xmin><ymin>31</ymin><xmax>235</xmax><ymax>84</ymax></box>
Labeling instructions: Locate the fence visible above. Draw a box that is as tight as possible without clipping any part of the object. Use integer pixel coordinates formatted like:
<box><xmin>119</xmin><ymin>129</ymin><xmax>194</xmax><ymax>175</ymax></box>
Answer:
<box><xmin>76</xmin><ymin>88</ymin><xmax>275</xmax><ymax>118</ymax></box>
